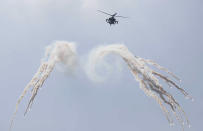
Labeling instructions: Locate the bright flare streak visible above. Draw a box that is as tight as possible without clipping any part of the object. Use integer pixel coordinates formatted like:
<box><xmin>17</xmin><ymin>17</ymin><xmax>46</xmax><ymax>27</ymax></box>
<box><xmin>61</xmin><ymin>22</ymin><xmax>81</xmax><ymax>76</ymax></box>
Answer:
<box><xmin>10</xmin><ymin>41</ymin><xmax>77</xmax><ymax>130</ymax></box>
<box><xmin>86</xmin><ymin>44</ymin><xmax>192</xmax><ymax>130</ymax></box>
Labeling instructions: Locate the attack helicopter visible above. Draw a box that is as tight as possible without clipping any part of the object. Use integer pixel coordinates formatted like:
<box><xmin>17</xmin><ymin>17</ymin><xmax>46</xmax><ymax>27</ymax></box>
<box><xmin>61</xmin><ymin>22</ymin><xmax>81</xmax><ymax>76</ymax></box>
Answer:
<box><xmin>97</xmin><ymin>10</ymin><xmax>128</xmax><ymax>26</ymax></box>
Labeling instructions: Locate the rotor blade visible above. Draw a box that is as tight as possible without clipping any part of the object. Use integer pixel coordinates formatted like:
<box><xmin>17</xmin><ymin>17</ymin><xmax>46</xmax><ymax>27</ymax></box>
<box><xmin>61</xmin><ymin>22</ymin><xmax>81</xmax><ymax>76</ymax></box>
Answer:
<box><xmin>115</xmin><ymin>15</ymin><xmax>128</xmax><ymax>18</ymax></box>
<box><xmin>112</xmin><ymin>13</ymin><xmax>117</xmax><ymax>17</ymax></box>
<box><xmin>97</xmin><ymin>10</ymin><xmax>112</xmax><ymax>16</ymax></box>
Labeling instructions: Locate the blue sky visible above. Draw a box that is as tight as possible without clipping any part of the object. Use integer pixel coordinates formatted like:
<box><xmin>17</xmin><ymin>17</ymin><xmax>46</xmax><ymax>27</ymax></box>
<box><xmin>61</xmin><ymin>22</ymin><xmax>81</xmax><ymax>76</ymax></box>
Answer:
<box><xmin>0</xmin><ymin>0</ymin><xmax>202</xmax><ymax>131</ymax></box>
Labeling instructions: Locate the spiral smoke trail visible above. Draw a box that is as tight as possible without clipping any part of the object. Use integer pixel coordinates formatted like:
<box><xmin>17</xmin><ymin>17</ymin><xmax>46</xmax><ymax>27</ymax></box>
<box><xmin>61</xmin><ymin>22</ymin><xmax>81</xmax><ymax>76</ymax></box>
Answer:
<box><xmin>10</xmin><ymin>41</ymin><xmax>77</xmax><ymax>130</ymax></box>
<box><xmin>86</xmin><ymin>44</ymin><xmax>192</xmax><ymax>130</ymax></box>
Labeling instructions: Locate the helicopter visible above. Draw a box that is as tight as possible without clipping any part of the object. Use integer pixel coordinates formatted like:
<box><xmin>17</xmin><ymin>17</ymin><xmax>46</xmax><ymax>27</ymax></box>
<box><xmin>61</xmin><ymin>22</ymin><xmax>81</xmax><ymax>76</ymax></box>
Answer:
<box><xmin>97</xmin><ymin>10</ymin><xmax>128</xmax><ymax>26</ymax></box>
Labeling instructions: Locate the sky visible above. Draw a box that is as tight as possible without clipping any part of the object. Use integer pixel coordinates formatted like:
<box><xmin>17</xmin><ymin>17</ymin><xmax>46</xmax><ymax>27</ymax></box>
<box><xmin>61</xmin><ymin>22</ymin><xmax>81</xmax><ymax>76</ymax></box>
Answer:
<box><xmin>0</xmin><ymin>0</ymin><xmax>202</xmax><ymax>131</ymax></box>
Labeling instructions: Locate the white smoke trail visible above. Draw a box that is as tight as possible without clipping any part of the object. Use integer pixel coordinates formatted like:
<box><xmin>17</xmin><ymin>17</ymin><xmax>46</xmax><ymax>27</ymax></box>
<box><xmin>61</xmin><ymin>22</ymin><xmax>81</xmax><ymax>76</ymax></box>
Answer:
<box><xmin>86</xmin><ymin>44</ymin><xmax>192</xmax><ymax>130</ymax></box>
<box><xmin>10</xmin><ymin>41</ymin><xmax>77</xmax><ymax>130</ymax></box>
<box><xmin>85</xmin><ymin>47</ymin><xmax>123</xmax><ymax>82</ymax></box>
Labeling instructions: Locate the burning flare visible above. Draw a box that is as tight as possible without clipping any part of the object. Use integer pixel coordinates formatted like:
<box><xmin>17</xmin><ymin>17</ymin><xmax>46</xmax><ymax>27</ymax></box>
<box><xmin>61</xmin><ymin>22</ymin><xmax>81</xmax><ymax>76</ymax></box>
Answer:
<box><xmin>86</xmin><ymin>44</ymin><xmax>192</xmax><ymax>130</ymax></box>
<box><xmin>10</xmin><ymin>41</ymin><xmax>77</xmax><ymax>130</ymax></box>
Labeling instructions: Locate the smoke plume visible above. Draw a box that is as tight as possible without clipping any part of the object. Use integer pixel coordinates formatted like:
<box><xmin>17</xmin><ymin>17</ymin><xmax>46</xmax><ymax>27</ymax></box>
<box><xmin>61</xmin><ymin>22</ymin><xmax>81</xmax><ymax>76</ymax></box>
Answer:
<box><xmin>10</xmin><ymin>41</ymin><xmax>77</xmax><ymax>130</ymax></box>
<box><xmin>85</xmin><ymin>44</ymin><xmax>192</xmax><ymax>130</ymax></box>
<box><xmin>10</xmin><ymin>42</ymin><xmax>192</xmax><ymax>131</ymax></box>
<box><xmin>85</xmin><ymin>45</ymin><xmax>123</xmax><ymax>82</ymax></box>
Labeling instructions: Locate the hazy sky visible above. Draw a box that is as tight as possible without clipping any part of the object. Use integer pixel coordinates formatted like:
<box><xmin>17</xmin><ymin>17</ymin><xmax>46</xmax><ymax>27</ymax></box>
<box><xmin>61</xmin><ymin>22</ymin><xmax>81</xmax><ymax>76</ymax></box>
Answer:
<box><xmin>0</xmin><ymin>0</ymin><xmax>202</xmax><ymax>131</ymax></box>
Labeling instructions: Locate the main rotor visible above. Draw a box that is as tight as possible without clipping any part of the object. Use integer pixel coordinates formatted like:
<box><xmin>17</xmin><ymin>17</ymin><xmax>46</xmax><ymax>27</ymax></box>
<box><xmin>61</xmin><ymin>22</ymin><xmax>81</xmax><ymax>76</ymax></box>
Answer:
<box><xmin>97</xmin><ymin>10</ymin><xmax>128</xmax><ymax>18</ymax></box>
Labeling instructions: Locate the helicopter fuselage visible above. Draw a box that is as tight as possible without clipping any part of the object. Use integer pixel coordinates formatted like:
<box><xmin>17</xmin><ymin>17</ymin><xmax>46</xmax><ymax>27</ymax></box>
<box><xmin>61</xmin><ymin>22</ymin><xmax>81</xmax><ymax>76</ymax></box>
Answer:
<box><xmin>106</xmin><ymin>16</ymin><xmax>118</xmax><ymax>25</ymax></box>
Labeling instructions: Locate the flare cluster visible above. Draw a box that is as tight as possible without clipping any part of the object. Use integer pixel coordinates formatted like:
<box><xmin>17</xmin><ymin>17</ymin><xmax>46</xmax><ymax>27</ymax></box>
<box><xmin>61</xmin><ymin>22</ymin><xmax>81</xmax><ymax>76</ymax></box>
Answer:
<box><xmin>11</xmin><ymin>42</ymin><xmax>191</xmax><ymax>131</ymax></box>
